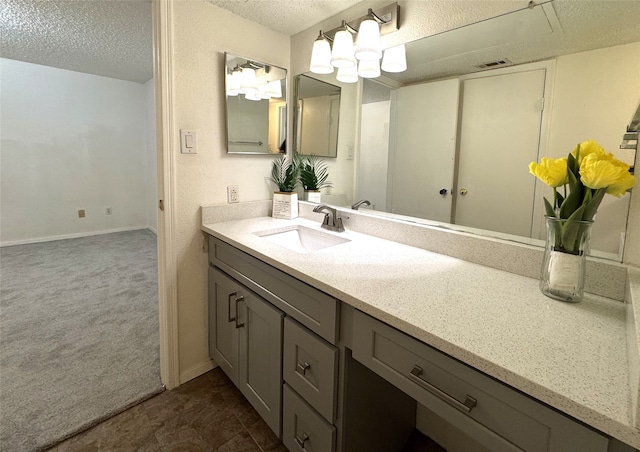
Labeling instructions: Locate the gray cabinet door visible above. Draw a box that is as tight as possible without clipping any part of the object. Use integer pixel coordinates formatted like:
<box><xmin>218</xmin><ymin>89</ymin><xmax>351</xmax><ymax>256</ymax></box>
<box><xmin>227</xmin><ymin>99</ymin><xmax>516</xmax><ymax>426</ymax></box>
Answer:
<box><xmin>238</xmin><ymin>288</ymin><xmax>284</xmax><ymax>437</ymax></box>
<box><xmin>209</xmin><ymin>267</ymin><xmax>240</xmax><ymax>385</ymax></box>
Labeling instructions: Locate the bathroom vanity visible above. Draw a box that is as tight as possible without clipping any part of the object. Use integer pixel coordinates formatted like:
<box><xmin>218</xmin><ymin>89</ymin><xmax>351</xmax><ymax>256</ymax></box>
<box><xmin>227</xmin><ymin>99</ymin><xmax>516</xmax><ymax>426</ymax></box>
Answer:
<box><xmin>203</xmin><ymin>212</ymin><xmax>637</xmax><ymax>452</ymax></box>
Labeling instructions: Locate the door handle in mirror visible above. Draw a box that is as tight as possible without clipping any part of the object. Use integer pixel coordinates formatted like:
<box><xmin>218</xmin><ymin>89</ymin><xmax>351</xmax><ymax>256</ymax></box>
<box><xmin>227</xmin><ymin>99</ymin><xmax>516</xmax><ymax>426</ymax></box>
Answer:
<box><xmin>439</xmin><ymin>188</ymin><xmax>448</xmax><ymax>195</ymax></box>
<box><xmin>459</xmin><ymin>188</ymin><xmax>468</xmax><ymax>196</ymax></box>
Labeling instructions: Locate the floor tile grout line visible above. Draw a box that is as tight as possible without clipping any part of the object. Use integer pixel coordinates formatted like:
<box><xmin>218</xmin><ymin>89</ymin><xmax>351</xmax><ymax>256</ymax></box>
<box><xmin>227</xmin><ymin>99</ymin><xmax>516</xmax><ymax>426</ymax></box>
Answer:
<box><xmin>233</xmin><ymin>411</ymin><xmax>266</xmax><ymax>452</ymax></box>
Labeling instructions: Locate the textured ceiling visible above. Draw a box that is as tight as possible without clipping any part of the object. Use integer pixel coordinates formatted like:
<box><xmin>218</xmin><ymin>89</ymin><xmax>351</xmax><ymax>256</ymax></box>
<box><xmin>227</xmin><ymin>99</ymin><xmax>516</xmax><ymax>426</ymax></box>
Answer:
<box><xmin>0</xmin><ymin>0</ymin><xmax>153</xmax><ymax>83</ymax></box>
<box><xmin>206</xmin><ymin>0</ymin><xmax>362</xmax><ymax>36</ymax></box>
<box><xmin>1</xmin><ymin>0</ymin><xmax>638</xmax><ymax>85</ymax></box>
<box><xmin>389</xmin><ymin>0</ymin><xmax>640</xmax><ymax>85</ymax></box>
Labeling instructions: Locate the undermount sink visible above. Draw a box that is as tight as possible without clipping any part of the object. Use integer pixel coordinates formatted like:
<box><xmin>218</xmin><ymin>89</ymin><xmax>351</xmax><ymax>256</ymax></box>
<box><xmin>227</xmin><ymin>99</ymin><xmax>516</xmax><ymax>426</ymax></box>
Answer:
<box><xmin>255</xmin><ymin>225</ymin><xmax>350</xmax><ymax>253</ymax></box>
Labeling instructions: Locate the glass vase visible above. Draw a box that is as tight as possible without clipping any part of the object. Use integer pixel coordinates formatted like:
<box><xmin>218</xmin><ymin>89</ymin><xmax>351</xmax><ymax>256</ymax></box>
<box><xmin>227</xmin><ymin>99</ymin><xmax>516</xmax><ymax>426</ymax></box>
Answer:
<box><xmin>539</xmin><ymin>217</ymin><xmax>593</xmax><ymax>302</ymax></box>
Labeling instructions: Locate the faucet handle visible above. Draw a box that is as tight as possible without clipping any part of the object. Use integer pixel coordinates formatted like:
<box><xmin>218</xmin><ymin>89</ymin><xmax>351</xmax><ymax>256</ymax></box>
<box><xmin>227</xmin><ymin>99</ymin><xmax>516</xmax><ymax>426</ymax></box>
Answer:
<box><xmin>335</xmin><ymin>217</ymin><xmax>345</xmax><ymax>232</ymax></box>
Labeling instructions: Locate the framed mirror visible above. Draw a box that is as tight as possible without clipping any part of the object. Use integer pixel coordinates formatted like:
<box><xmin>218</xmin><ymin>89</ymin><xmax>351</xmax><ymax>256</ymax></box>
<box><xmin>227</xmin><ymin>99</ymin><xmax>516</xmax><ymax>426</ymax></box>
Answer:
<box><xmin>297</xmin><ymin>2</ymin><xmax>640</xmax><ymax>261</ymax></box>
<box><xmin>225</xmin><ymin>53</ymin><xmax>287</xmax><ymax>154</ymax></box>
<box><xmin>293</xmin><ymin>74</ymin><xmax>341</xmax><ymax>157</ymax></box>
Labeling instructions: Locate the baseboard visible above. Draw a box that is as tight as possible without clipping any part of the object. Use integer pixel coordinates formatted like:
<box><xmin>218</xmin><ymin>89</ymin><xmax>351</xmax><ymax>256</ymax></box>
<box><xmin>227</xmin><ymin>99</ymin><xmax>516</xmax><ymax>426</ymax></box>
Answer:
<box><xmin>0</xmin><ymin>226</ymin><xmax>150</xmax><ymax>247</ymax></box>
<box><xmin>179</xmin><ymin>359</ymin><xmax>217</xmax><ymax>384</ymax></box>
<box><xmin>148</xmin><ymin>226</ymin><xmax>158</xmax><ymax>235</ymax></box>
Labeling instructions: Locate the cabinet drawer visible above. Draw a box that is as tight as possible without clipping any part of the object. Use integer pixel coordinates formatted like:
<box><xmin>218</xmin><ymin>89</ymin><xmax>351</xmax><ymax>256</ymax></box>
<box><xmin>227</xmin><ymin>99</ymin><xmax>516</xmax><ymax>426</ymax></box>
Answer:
<box><xmin>284</xmin><ymin>317</ymin><xmax>337</xmax><ymax>422</ymax></box>
<box><xmin>283</xmin><ymin>384</ymin><xmax>336</xmax><ymax>452</ymax></box>
<box><xmin>209</xmin><ymin>236</ymin><xmax>338</xmax><ymax>343</ymax></box>
<box><xmin>352</xmin><ymin>310</ymin><xmax>608</xmax><ymax>452</ymax></box>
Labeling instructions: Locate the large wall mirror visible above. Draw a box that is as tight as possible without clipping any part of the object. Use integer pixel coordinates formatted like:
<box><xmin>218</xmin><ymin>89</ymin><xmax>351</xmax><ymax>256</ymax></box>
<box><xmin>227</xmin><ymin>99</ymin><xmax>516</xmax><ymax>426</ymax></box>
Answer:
<box><xmin>293</xmin><ymin>74</ymin><xmax>341</xmax><ymax>157</ymax></box>
<box><xmin>298</xmin><ymin>2</ymin><xmax>640</xmax><ymax>261</ymax></box>
<box><xmin>225</xmin><ymin>53</ymin><xmax>287</xmax><ymax>154</ymax></box>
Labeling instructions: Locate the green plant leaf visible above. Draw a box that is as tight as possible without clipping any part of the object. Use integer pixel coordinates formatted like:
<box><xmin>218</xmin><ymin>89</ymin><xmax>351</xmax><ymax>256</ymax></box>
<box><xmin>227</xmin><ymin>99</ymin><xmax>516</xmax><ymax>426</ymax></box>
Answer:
<box><xmin>559</xmin><ymin>169</ymin><xmax>584</xmax><ymax>219</ymax></box>
<box><xmin>299</xmin><ymin>154</ymin><xmax>332</xmax><ymax>190</ymax></box>
<box><xmin>543</xmin><ymin>197</ymin><xmax>557</xmax><ymax>218</ymax></box>
<box><xmin>582</xmin><ymin>188</ymin><xmax>606</xmax><ymax>222</ymax></box>
<box><xmin>268</xmin><ymin>156</ymin><xmax>299</xmax><ymax>192</ymax></box>
<box><xmin>561</xmin><ymin>204</ymin><xmax>587</xmax><ymax>253</ymax></box>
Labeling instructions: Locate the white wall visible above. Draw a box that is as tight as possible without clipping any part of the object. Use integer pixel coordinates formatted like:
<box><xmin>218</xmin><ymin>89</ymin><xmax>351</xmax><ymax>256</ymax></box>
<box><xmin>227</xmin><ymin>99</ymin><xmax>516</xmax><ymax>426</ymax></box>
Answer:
<box><xmin>144</xmin><ymin>78</ymin><xmax>158</xmax><ymax>233</ymax></box>
<box><xmin>0</xmin><ymin>58</ymin><xmax>151</xmax><ymax>244</ymax></box>
<box><xmin>169</xmin><ymin>1</ymin><xmax>290</xmax><ymax>382</ymax></box>
<box><xmin>358</xmin><ymin>100</ymin><xmax>390</xmax><ymax>211</ymax></box>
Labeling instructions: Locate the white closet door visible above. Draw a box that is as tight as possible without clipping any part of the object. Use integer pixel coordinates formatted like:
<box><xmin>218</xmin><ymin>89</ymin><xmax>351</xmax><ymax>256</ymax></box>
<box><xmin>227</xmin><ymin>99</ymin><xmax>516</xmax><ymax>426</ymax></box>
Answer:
<box><xmin>454</xmin><ymin>69</ymin><xmax>545</xmax><ymax>237</ymax></box>
<box><xmin>389</xmin><ymin>79</ymin><xmax>460</xmax><ymax>222</ymax></box>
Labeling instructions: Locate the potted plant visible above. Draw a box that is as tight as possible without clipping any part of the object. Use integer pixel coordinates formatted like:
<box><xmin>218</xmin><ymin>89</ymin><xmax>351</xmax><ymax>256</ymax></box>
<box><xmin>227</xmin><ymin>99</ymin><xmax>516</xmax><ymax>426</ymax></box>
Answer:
<box><xmin>299</xmin><ymin>154</ymin><xmax>332</xmax><ymax>203</ymax></box>
<box><xmin>529</xmin><ymin>139</ymin><xmax>636</xmax><ymax>302</ymax></box>
<box><xmin>269</xmin><ymin>155</ymin><xmax>300</xmax><ymax>219</ymax></box>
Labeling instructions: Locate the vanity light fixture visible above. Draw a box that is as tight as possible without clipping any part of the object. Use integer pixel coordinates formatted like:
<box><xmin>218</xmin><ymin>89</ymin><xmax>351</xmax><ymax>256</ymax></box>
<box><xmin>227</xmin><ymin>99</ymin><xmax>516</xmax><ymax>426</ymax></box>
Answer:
<box><xmin>239</xmin><ymin>67</ymin><xmax>258</xmax><ymax>95</ymax></box>
<box><xmin>336</xmin><ymin>65</ymin><xmax>358</xmax><ymax>84</ymax></box>
<box><xmin>381</xmin><ymin>44</ymin><xmax>407</xmax><ymax>73</ymax></box>
<box><xmin>308</xmin><ymin>3</ymin><xmax>404</xmax><ymax>82</ymax></box>
<box><xmin>266</xmin><ymin>80</ymin><xmax>283</xmax><ymax>98</ymax></box>
<box><xmin>330</xmin><ymin>21</ymin><xmax>357</xmax><ymax>68</ymax></box>
<box><xmin>310</xmin><ymin>31</ymin><xmax>334</xmax><ymax>74</ymax></box>
<box><xmin>226</xmin><ymin>66</ymin><xmax>242</xmax><ymax>96</ymax></box>
<box><xmin>354</xmin><ymin>10</ymin><xmax>382</xmax><ymax>61</ymax></box>
<box><xmin>228</xmin><ymin>60</ymin><xmax>283</xmax><ymax>101</ymax></box>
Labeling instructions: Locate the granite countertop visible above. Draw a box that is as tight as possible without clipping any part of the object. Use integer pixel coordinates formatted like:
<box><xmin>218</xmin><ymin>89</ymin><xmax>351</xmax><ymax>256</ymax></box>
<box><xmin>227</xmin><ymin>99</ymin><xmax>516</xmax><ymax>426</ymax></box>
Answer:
<box><xmin>202</xmin><ymin>216</ymin><xmax>635</xmax><ymax>448</ymax></box>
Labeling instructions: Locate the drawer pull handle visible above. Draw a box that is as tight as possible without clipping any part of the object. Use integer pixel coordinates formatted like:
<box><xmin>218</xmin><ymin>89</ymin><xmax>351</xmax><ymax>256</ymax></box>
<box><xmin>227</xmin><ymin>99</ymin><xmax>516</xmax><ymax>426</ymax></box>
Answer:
<box><xmin>296</xmin><ymin>361</ymin><xmax>311</xmax><ymax>375</ymax></box>
<box><xmin>227</xmin><ymin>292</ymin><xmax>237</xmax><ymax>322</ymax></box>
<box><xmin>409</xmin><ymin>365</ymin><xmax>477</xmax><ymax>414</ymax></box>
<box><xmin>295</xmin><ymin>433</ymin><xmax>309</xmax><ymax>448</ymax></box>
<box><xmin>234</xmin><ymin>296</ymin><xmax>245</xmax><ymax>329</ymax></box>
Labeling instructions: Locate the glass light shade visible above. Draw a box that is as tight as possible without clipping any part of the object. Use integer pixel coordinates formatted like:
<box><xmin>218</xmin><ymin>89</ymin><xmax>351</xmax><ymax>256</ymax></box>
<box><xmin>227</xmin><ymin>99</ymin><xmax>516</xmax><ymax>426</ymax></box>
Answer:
<box><xmin>330</xmin><ymin>29</ymin><xmax>356</xmax><ymax>68</ymax></box>
<box><xmin>336</xmin><ymin>66</ymin><xmax>358</xmax><ymax>83</ymax></box>
<box><xmin>245</xmin><ymin>91</ymin><xmax>261</xmax><ymax>101</ymax></box>
<box><xmin>381</xmin><ymin>44</ymin><xmax>407</xmax><ymax>73</ymax></box>
<box><xmin>228</xmin><ymin>70</ymin><xmax>242</xmax><ymax>95</ymax></box>
<box><xmin>226</xmin><ymin>74</ymin><xmax>238</xmax><ymax>96</ymax></box>
<box><xmin>309</xmin><ymin>37</ymin><xmax>334</xmax><ymax>74</ymax></box>
<box><xmin>358</xmin><ymin>59</ymin><xmax>381</xmax><ymax>78</ymax></box>
<box><xmin>354</xmin><ymin>18</ymin><xmax>382</xmax><ymax>61</ymax></box>
<box><xmin>266</xmin><ymin>80</ymin><xmax>283</xmax><ymax>98</ymax></box>
<box><xmin>257</xmin><ymin>83</ymin><xmax>271</xmax><ymax>99</ymax></box>
<box><xmin>239</xmin><ymin>67</ymin><xmax>258</xmax><ymax>94</ymax></box>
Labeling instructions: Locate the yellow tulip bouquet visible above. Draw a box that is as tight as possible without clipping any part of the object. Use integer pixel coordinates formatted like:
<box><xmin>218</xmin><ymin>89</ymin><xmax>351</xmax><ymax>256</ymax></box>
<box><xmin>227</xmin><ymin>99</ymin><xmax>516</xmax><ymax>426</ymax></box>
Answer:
<box><xmin>529</xmin><ymin>139</ymin><xmax>636</xmax><ymax>254</ymax></box>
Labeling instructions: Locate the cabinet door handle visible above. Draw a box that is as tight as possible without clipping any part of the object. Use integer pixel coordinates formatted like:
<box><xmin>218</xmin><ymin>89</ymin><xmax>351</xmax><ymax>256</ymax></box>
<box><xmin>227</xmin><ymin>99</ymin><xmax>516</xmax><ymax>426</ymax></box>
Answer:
<box><xmin>227</xmin><ymin>292</ymin><xmax>237</xmax><ymax>322</ymax></box>
<box><xmin>296</xmin><ymin>361</ymin><xmax>311</xmax><ymax>375</ymax></box>
<box><xmin>234</xmin><ymin>296</ymin><xmax>245</xmax><ymax>329</ymax></box>
<box><xmin>294</xmin><ymin>433</ymin><xmax>309</xmax><ymax>448</ymax></box>
<box><xmin>409</xmin><ymin>365</ymin><xmax>477</xmax><ymax>414</ymax></box>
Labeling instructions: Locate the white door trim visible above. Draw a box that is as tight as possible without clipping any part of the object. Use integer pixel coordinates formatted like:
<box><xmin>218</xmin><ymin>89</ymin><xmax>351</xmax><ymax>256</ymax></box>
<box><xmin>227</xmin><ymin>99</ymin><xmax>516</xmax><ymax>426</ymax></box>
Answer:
<box><xmin>153</xmin><ymin>0</ymin><xmax>180</xmax><ymax>390</ymax></box>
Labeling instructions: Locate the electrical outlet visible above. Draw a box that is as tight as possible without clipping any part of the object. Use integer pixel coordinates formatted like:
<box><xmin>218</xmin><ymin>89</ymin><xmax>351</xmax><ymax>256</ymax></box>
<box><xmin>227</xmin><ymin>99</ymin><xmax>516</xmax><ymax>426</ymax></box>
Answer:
<box><xmin>227</xmin><ymin>185</ymin><xmax>239</xmax><ymax>203</ymax></box>
<box><xmin>105</xmin><ymin>207</ymin><xmax>113</xmax><ymax>215</ymax></box>
<box><xmin>78</xmin><ymin>209</ymin><xmax>86</xmax><ymax>218</ymax></box>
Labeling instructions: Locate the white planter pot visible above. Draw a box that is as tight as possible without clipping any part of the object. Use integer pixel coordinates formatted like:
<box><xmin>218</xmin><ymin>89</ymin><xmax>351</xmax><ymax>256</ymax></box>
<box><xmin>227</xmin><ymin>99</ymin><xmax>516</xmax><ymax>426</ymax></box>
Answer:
<box><xmin>304</xmin><ymin>190</ymin><xmax>322</xmax><ymax>203</ymax></box>
<box><xmin>272</xmin><ymin>192</ymin><xmax>298</xmax><ymax>219</ymax></box>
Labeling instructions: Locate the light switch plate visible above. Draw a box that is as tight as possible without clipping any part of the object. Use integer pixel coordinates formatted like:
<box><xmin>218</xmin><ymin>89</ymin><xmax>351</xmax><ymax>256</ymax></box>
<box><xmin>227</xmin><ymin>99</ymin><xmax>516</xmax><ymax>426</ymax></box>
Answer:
<box><xmin>180</xmin><ymin>129</ymin><xmax>197</xmax><ymax>154</ymax></box>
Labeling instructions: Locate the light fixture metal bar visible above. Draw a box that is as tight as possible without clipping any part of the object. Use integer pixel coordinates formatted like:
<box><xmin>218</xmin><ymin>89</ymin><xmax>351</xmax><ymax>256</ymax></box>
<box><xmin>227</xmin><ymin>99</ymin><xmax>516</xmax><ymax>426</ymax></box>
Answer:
<box><xmin>324</xmin><ymin>2</ymin><xmax>399</xmax><ymax>41</ymax></box>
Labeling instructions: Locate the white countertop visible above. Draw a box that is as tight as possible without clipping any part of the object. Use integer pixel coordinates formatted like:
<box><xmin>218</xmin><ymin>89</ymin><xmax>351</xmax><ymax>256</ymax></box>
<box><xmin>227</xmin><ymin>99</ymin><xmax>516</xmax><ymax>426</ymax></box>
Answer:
<box><xmin>202</xmin><ymin>216</ymin><xmax>636</xmax><ymax>448</ymax></box>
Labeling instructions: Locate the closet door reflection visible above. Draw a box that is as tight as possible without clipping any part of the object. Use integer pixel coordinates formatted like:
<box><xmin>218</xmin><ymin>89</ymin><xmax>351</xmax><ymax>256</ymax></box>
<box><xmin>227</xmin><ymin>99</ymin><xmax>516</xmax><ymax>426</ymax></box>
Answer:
<box><xmin>454</xmin><ymin>69</ymin><xmax>546</xmax><ymax>237</ymax></box>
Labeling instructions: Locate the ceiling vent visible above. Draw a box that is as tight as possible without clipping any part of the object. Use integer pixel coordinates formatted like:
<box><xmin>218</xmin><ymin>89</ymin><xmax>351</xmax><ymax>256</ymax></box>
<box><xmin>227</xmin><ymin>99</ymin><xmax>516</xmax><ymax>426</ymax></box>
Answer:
<box><xmin>476</xmin><ymin>58</ymin><xmax>513</xmax><ymax>69</ymax></box>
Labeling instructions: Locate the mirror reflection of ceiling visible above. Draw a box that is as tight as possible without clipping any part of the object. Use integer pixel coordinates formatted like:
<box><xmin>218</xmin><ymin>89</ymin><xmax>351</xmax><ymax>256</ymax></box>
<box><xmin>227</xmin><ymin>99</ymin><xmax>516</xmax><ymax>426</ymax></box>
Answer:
<box><xmin>0</xmin><ymin>0</ymin><xmax>153</xmax><ymax>83</ymax></box>
<box><xmin>383</xmin><ymin>1</ymin><xmax>640</xmax><ymax>85</ymax></box>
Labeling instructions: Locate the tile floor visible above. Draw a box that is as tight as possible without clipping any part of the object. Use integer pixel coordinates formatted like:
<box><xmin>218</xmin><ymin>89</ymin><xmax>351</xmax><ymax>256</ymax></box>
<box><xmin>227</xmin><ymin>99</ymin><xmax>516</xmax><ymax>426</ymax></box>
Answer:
<box><xmin>48</xmin><ymin>367</ymin><xmax>444</xmax><ymax>452</ymax></box>
<box><xmin>49</xmin><ymin>368</ymin><xmax>285</xmax><ymax>452</ymax></box>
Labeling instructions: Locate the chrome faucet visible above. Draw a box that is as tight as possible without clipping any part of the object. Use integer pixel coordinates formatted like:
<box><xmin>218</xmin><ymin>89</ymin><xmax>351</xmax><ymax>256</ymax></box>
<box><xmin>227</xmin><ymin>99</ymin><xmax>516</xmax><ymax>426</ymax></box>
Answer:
<box><xmin>312</xmin><ymin>205</ymin><xmax>345</xmax><ymax>232</ymax></box>
<box><xmin>351</xmin><ymin>199</ymin><xmax>371</xmax><ymax>210</ymax></box>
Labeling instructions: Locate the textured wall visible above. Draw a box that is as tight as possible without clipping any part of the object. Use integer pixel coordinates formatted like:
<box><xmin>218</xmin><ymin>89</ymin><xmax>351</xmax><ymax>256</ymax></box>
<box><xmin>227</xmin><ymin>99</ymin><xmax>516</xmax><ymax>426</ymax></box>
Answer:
<box><xmin>170</xmin><ymin>1</ymin><xmax>290</xmax><ymax>382</ymax></box>
<box><xmin>0</xmin><ymin>58</ymin><xmax>149</xmax><ymax>244</ymax></box>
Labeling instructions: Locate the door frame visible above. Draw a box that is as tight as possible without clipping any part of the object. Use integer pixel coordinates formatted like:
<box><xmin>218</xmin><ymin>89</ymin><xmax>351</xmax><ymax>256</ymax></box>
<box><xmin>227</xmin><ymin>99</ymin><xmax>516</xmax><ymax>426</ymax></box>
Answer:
<box><xmin>457</xmin><ymin>59</ymin><xmax>556</xmax><ymax>240</ymax></box>
<box><xmin>153</xmin><ymin>0</ymin><xmax>180</xmax><ymax>390</ymax></box>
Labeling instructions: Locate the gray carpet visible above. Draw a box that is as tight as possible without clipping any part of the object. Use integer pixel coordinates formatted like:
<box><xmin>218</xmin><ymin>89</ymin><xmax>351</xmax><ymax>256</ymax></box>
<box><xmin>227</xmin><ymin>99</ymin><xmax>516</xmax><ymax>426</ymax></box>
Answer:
<box><xmin>0</xmin><ymin>230</ymin><xmax>163</xmax><ymax>452</ymax></box>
